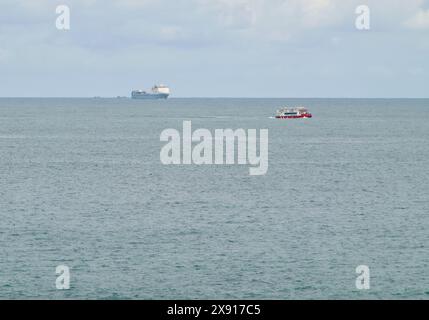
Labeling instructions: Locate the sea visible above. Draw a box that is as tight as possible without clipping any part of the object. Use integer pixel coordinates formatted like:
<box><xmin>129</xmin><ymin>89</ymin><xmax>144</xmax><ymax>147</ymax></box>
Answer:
<box><xmin>0</xmin><ymin>98</ymin><xmax>428</xmax><ymax>299</ymax></box>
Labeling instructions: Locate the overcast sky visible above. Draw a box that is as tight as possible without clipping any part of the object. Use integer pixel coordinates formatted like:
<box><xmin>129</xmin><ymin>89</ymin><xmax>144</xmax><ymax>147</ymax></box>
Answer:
<box><xmin>0</xmin><ymin>0</ymin><xmax>428</xmax><ymax>97</ymax></box>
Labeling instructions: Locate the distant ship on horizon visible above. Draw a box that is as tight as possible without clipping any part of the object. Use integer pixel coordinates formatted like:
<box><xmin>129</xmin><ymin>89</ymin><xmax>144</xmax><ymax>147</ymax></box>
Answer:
<box><xmin>131</xmin><ymin>84</ymin><xmax>170</xmax><ymax>99</ymax></box>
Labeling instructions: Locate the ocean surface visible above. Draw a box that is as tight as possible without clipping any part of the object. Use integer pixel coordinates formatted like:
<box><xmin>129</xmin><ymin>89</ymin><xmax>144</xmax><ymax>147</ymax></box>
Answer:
<box><xmin>0</xmin><ymin>98</ymin><xmax>428</xmax><ymax>299</ymax></box>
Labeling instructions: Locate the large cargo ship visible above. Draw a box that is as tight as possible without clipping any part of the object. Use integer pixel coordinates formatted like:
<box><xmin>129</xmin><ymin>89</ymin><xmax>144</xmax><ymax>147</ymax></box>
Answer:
<box><xmin>131</xmin><ymin>84</ymin><xmax>170</xmax><ymax>99</ymax></box>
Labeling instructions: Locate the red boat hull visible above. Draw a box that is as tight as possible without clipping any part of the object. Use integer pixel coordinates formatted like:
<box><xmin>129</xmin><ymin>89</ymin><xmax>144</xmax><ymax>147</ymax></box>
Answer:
<box><xmin>276</xmin><ymin>114</ymin><xmax>312</xmax><ymax>119</ymax></box>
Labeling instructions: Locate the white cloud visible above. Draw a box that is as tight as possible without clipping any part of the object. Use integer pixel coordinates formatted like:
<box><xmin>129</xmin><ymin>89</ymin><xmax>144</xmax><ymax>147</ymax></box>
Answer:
<box><xmin>2</xmin><ymin>0</ymin><xmax>429</xmax><ymax>46</ymax></box>
<box><xmin>196</xmin><ymin>0</ymin><xmax>429</xmax><ymax>41</ymax></box>
<box><xmin>196</xmin><ymin>0</ymin><xmax>353</xmax><ymax>39</ymax></box>
<box><xmin>404</xmin><ymin>9</ymin><xmax>429</xmax><ymax>29</ymax></box>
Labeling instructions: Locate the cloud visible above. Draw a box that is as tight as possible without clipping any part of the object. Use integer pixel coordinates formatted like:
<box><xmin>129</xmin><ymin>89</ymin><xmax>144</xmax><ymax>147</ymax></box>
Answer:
<box><xmin>196</xmin><ymin>0</ymin><xmax>429</xmax><ymax>41</ymax></box>
<box><xmin>2</xmin><ymin>0</ymin><xmax>429</xmax><ymax>48</ymax></box>
<box><xmin>196</xmin><ymin>0</ymin><xmax>354</xmax><ymax>40</ymax></box>
<box><xmin>404</xmin><ymin>9</ymin><xmax>429</xmax><ymax>29</ymax></box>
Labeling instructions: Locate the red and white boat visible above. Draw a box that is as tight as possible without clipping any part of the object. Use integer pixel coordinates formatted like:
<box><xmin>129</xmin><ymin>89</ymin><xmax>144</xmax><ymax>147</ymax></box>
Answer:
<box><xmin>275</xmin><ymin>107</ymin><xmax>312</xmax><ymax>119</ymax></box>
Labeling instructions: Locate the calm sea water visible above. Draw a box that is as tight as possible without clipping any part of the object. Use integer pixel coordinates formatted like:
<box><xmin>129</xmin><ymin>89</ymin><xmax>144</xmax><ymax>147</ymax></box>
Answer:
<box><xmin>0</xmin><ymin>98</ymin><xmax>428</xmax><ymax>299</ymax></box>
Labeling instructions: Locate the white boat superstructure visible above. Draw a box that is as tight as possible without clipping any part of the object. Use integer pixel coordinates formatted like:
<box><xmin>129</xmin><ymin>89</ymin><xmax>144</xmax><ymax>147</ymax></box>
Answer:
<box><xmin>275</xmin><ymin>107</ymin><xmax>312</xmax><ymax>119</ymax></box>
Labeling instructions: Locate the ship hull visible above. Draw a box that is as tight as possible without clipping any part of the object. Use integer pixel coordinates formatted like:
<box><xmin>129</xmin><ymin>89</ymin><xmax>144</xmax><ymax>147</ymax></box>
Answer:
<box><xmin>276</xmin><ymin>114</ymin><xmax>312</xmax><ymax>119</ymax></box>
<box><xmin>131</xmin><ymin>93</ymin><xmax>169</xmax><ymax>99</ymax></box>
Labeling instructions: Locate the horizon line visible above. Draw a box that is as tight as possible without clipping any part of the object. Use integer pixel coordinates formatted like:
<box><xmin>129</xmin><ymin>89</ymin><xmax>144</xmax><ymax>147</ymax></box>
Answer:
<box><xmin>1</xmin><ymin>96</ymin><xmax>429</xmax><ymax>99</ymax></box>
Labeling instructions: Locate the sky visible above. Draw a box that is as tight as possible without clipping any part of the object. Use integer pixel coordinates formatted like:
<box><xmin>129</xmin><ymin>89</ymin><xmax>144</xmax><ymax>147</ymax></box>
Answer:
<box><xmin>0</xmin><ymin>0</ymin><xmax>428</xmax><ymax>97</ymax></box>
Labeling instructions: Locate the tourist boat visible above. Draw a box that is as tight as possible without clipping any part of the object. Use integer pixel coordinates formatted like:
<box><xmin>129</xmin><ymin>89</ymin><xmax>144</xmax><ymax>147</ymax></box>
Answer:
<box><xmin>275</xmin><ymin>107</ymin><xmax>312</xmax><ymax>119</ymax></box>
